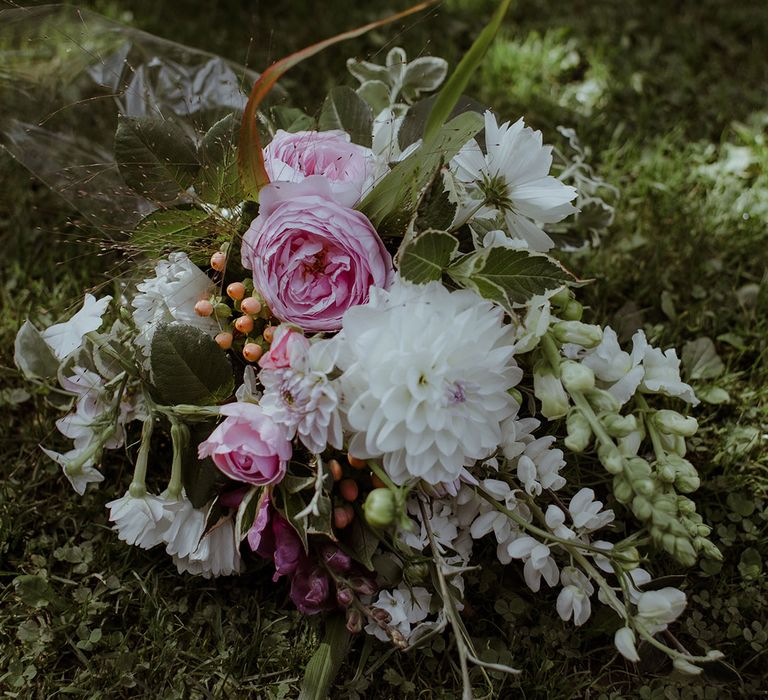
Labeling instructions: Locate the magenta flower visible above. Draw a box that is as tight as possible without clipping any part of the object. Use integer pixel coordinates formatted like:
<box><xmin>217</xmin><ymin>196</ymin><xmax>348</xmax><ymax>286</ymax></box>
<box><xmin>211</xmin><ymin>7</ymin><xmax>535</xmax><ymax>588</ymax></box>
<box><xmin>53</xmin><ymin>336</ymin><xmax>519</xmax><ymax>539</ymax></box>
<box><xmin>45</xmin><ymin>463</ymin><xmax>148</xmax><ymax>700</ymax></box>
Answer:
<box><xmin>198</xmin><ymin>403</ymin><xmax>292</xmax><ymax>485</ymax></box>
<box><xmin>263</xmin><ymin>129</ymin><xmax>375</xmax><ymax>207</ymax></box>
<box><xmin>290</xmin><ymin>564</ymin><xmax>334</xmax><ymax>615</ymax></box>
<box><xmin>241</xmin><ymin>177</ymin><xmax>393</xmax><ymax>333</ymax></box>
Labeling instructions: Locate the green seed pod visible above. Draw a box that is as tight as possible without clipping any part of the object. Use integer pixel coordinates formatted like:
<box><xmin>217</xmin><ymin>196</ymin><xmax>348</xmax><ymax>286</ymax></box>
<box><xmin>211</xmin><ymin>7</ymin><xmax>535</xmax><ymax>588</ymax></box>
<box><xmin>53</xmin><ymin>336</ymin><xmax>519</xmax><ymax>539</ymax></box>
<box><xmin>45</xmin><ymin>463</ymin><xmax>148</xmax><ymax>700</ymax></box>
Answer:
<box><xmin>363</xmin><ymin>488</ymin><xmax>397</xmax><ymax>528</ymax></box>
<box><xmin>552</xmin><ymin>321</ymin><xmax>603</xmax><ymax>348</ymax></box>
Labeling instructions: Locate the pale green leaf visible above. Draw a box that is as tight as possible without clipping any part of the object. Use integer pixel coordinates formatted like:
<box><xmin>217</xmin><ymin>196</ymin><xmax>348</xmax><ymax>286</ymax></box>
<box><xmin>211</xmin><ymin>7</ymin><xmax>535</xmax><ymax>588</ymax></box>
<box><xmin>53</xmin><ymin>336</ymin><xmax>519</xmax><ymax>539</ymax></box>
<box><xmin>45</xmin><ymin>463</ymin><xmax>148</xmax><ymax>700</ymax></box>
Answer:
<box><xmin>319</xmin><ymin>86</ymin><xmax>374</xmax><ymax>147</ymax></box>
<box><xmin>399</xmin><ymin>229</ymin><xmax>458</xmax><ymax>283</ymax></box>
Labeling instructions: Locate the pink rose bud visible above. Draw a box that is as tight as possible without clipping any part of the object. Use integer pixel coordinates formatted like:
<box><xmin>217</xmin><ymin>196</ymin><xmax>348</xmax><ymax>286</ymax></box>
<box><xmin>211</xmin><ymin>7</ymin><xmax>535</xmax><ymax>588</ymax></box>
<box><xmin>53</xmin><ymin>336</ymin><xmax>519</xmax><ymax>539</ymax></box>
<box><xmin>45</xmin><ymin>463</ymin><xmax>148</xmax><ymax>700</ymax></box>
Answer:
<box><xmin>258</xmin><ymin>324</ymin><xmax>310</xmax><ymax>370</ymax></box>
<box><xmin>198</xmin><ymin>403</ymin><xmax>292</xmax><ymax>486</ymax></box>
<box><xmin>263</xmin><ymin>129</ymin><xmax>375</xmax><ymax>207</ymax></box>
<box><xmin>241</xmin><ymin>177</ymin><xmax>393</xmax><ymax>333</ymax></box>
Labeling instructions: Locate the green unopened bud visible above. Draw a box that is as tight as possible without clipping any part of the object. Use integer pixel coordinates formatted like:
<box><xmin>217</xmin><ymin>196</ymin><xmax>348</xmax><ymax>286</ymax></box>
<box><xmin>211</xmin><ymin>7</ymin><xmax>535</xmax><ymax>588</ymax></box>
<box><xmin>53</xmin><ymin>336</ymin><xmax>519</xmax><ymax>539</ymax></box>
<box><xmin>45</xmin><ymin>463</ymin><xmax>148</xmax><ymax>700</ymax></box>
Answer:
<box><xmin>651</xmin><ymin>510</ymin><xmax>675</xmax><ymax>529</ymax></box>
<box><xmin>364</xmin><ymin>488</ymin><xmax>397</xmax><ymax>528</ymax></box>
<box><xmin>561</xmin><ymin>299</ymin><xmax>584</xmax><ymax>321</ymax></box>
<box><xmin>560</xmin><ymin>361</ymin><xmax>595</xmax><ymax>393</ymax></box>
<box><xmin>403</xmin><ymin>561</ymin><xmax>429</xmax><ymax>585</ymax></box>
<box><xmin>533</xmin><ymin>366</ymin><xmax>569</xmax><ymax>420</ymax></box>
<box><xmin>550</xmin><ymin>287</ymin><xmax>572</xmax><ymax>307</ymax></box>
<box><xmin>633</xmin><ymin>478</ymin><xmax>655</xmax><ymax>497</ymax></box>
<box><xmin>565</xmin><ymin>410</ymin><xmax>592</xmax><ymax>452</ymax></box>
<box><xmin>552</xmin><ymin>321</ymin><xmax>603</xmax><ymax>348</ymax></box>
<box><xmin>654</xmin><ymin>410</ymin><xmax>698</xmax><ymax>437</ymax></box>
<box><xmin>603</xmin><ymin>413</ymin><xmax>638</xmax><ymax>438</ymax></box>
<box><xmin>598</xmin><ymin>443</ymin><xmax>625</xmax><ymax>474</ymax></box>
<box><xmin>587</xmin><ymin>388</ymin><xmax>621</xmax><ymax>413</ymax></box>
<box><xmin>697</xmin><ymin>524</ymin><xmax>711</xmax><ymax>537</ymax></box>
<box><xmin>632</xmin><ymin>495</ymin><xmax>653</xmax><ymax>520</ymax></box>
<box><xmin>677</xmin><ymin>496</ymin><xmax>697</xmax><ymax>516</ymax></box>
<box><xmin>675</xmin><ymin>472</ymin><xmax>701</xmax><ymax>493</ymax></box>
<box><xmin>613</xmin><ymin>475</ymin><xmax>634</xmax><ymax>504</ymax></box>
<box><xmin>658</xmin><ymin>463</ymin><xmax>677</xmax><ymax>483</ymax></box>
<box><xmin>614</xmin><ymin>545</ymin><xmax>640</xmax><ymax>570</ymax></box>
<box><xmin>653</xmin><ymin>494</ymin><xmax>678</xmax><ymax>515</ymax></box>
<box><xmin>618</xmin><ymin>430</ymin><xmax>644</xmax><ymax>458</ymax></box>
<box><xmin>674</xmin><ymin>538</ymin><xmax>698</xmax><ymax>567</ymax></box>
<box><xmin>625</xmin><ymin>457</ymin><xmax>652</xmax><ymax>480</ymax></box>
<box><xmin>696</xmin><ymin>537</ymin><xmax>723</xmax><ymax>561</ymax></box>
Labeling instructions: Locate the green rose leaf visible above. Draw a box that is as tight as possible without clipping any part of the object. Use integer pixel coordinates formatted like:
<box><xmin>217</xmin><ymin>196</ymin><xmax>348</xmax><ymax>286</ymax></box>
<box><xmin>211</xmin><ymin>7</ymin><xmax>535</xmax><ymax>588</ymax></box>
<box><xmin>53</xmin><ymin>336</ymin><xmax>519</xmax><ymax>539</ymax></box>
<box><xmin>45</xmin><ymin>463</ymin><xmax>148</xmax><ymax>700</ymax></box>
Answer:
<box><xmin>197</xmin><ymin>112</ymin><xmax>242</xmax><ymax>205</ymax></box>
<box><xmin>318</xmin><ymin>86</ymin><xmax>373</xmax><ymax>147</ymax></box>
<box><xmin>448</xmin><ymin>247</ymin><xmax>574</xmax><ymax>310</ymax></box>
<box><xmin>150</xmin><ymin>323</ymin><xmax>234</xmax><ymax>406</ymax></box>
<box><xmin>399</xmin><ymin>229</ymin><xmax>459</xmax><ymax>284</ymax></box>
<box><xmin>360</xmin><ymin>110</ymin><xmax>483</xmax><ymax>237</ymax></box>
<box><xmin>115</xmin><ymin>115</ymin><xmax>199</xmax><ymax>203</ymax></box>
<box><xmin>14</xmin><ymin>320</ymin><xmax>59</xmax><ymax>380</ymax></box>
<box><xmin>131</xmin><ymin>208</ymin><xmax>212</xmax><ymax>259</ymax></box>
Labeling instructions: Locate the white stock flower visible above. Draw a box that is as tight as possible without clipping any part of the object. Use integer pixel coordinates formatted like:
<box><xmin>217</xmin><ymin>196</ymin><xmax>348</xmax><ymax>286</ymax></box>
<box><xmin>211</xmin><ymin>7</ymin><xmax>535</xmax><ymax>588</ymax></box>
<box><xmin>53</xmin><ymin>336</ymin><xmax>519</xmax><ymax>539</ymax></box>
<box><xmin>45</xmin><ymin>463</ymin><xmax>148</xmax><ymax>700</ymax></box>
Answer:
<box><xmin>105</xmin><ymin>491</ymin><xmax>175</xmax><ymax>549</ymax></box>
<box><xmin>636</xmin><ymin>587</ymin><xmax>686</xmax><ymax>634</ymax></box>
<box><xmin>365</xmin><ymin>585</ymin><xmax>431</xmax><ymax>643</ymax></box>
<box><xmin>40</xmin><ymin>446</ymin><xmax>104</xmax><ymax>495</ymax></box>
<box><xmin>450</xmin><ymin>111</ymin><xmax>577</xmax><ymax>251</ymax></box>
<box><xmin>556</xmin><ymin>567</ymin><xmax>594</xmax><ymax>626</ymax></box>
<box><xmin>173</xmin><ymin>517</ymin><xmax>242</xmax><ymax>578</ymax></box>
<box><xmin>335</xmin><ymin>277</ymin><xmax>522</xmax><ymax>485</ymax></box>
<box><xmin>507</xmin><ymin>535</ymin><xmax>559</xmax><ymax>592</ymax></box>
<box><xmin>132</xmin><ymin>252</ymin><xmax>218</xmax><ymax>357</ymax></box>
<box><xmin>259</xmin><ymin>343</ymin><xmax>342</xmax><ymax>455</ymax></box>
<box><xmin>614</xmin><ymin>626</ymin><xmax>640</xmax><ymax>662</ymax></box>
<box><xmin>41</xmin><ymin>293</ymin><xmax>112</xmax><ymax>359</ymax></box>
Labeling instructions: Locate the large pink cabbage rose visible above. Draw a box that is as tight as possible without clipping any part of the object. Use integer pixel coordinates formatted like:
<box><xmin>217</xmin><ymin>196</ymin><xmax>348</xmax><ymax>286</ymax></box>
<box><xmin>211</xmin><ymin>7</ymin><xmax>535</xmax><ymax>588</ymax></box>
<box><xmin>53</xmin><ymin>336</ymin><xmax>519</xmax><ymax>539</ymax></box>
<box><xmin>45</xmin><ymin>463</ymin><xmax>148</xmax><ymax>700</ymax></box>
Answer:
<box><xmin>198</xmin><ymin>403</ymin><xmax>291</xmax><ymax>485</ymax></box>
<box><xmin>263</xmin><ymin>129</ymin><xmax>375</xmax><ymax>207</ymax></box>
<box><xmin>241</xmin><ymin>177</ymin><xmax>393</xmax><ymax>332</ymax></box>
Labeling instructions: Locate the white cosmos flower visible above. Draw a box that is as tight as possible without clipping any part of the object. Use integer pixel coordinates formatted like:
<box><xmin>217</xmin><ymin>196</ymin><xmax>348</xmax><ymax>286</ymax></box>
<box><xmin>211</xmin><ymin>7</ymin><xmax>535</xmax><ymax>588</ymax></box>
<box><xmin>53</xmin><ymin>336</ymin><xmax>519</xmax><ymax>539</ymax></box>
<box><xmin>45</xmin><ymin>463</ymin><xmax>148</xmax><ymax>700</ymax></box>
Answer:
<box><xmin>132</xmin><ymin>252</ymin><xmax>218</xmax><ymax>358</ymax></box>
<box><xmin>450</xmin><ymin>111</ymin><xmax>577</xmax><ymax>251</ymax></box>
<box><xmin>40</xmin><ymin>446</ymin><xmax>104</xmax><ymax>495</ymax></box>
<box><xmin>41</xmin><ymin>293</ymin><xmax>111</xmax><ymax>359</ymax></box>
<box><xmin>105</xmin><ymin>491</ymin><xmax>175</xmax><ymax>549</ymax></box>
<box><xmin>334</xmin><ymin>277</ymin><xmax>522</xmax><ymax>485</ymax></box>
<box><xmin>173</xmin><ymin>517</ymin><xmax>242</xmax><ymax>578</ymax></box>
<box><xmin>556</xmin><ymin>567</ymin><xmax>594</xmax><ymax>626</ymax></box>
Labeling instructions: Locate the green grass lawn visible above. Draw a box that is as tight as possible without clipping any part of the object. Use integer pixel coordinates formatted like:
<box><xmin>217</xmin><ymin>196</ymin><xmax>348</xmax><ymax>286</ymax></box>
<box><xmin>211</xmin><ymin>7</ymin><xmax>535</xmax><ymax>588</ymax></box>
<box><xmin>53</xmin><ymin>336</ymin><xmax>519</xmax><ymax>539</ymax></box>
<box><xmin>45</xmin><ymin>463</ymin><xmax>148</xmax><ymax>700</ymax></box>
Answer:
<box><xmin>1</xmin><ymin>0</ymin><xmax>767</xmax><ymax>697</ymax></box>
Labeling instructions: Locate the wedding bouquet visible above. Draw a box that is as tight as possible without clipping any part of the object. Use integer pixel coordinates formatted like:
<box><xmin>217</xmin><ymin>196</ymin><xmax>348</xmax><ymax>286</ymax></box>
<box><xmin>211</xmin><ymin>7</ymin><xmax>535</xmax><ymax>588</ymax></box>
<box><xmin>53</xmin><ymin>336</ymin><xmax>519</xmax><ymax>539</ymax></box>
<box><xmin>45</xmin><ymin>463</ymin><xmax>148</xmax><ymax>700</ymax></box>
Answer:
<box><xmin>7</xmin><ymin>2</ymin><xmax>723</xmax><ymax>696</ymax></box>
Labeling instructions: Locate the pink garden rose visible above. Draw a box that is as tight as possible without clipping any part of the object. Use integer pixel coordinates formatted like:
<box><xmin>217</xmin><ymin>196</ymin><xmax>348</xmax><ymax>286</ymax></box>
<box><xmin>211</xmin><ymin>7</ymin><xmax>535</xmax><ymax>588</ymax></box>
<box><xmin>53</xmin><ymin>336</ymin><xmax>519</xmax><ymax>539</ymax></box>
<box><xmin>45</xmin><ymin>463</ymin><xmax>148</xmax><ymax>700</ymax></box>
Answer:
<box><xmin>263</xmin><ymin>129</ymin><xmax>375</xmax><ymax>207</ymax></box>
<box><xmin>258</xmin><ymin>324</ymin><xmax>309</xmax><ymax>370</ymax></box>
<box><xmin>241</xmin><ymin>177</ymin><xmax>393</xmax><ymax>332</ymax></box>
<box><xmin>198</xmin><ymin>402</ymin><xmax>291</xmax><ymax>485</ymax></box>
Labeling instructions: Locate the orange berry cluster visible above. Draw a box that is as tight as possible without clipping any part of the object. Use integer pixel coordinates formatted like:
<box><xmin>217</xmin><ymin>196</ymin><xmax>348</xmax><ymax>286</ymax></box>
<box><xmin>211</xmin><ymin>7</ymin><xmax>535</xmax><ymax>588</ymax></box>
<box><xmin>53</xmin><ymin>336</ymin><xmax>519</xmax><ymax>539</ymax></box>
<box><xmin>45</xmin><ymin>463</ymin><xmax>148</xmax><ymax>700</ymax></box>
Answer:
<box><xmin>329</xmin><ymin>454</ymin><xmax>387</xmax><ymax>530</ymax></box>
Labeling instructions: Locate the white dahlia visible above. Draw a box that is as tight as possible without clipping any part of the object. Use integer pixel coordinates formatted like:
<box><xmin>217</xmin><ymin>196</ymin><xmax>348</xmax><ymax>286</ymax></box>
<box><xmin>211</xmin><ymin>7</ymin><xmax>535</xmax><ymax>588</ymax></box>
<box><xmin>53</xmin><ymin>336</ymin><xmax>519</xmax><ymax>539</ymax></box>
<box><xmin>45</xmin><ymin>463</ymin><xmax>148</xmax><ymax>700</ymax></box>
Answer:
<box><xmin>334</xmin><ymin>278</ymin><xmax>522</xmax><ymax>485</ymax></box>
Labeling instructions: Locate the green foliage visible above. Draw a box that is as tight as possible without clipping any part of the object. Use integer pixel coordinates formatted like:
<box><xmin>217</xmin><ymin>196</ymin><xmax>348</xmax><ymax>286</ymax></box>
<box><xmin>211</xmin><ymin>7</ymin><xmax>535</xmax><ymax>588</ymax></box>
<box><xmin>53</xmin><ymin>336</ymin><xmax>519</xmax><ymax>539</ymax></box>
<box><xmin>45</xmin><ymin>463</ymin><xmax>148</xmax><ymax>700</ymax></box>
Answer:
<box><xmin>197</xmin><ymin>113</ymin><xmax>242</xmax><ymax>205</ymax></box>
<box><xmin>318</xmin><ymin>86</ymin><xmax>373</xmax><ymax>147</ymax></box>
<box><xmin>149</xmin><ymin>323</ymin><xmax>234</xmax><ymax>406</ymax></box>
<box><xmin>130</xmin><ymin>207</ymin><xmax>212</xmax><ymax>259</ymax></box>
<box><xmin>13</xmin><ymin>320</ymin><xmax>59</xmax><ymax>380</ymax></box>
<box><xmin>398</xmin><ymin>229</ymin><xmax>458</xmax><ymax>283</ymax></box>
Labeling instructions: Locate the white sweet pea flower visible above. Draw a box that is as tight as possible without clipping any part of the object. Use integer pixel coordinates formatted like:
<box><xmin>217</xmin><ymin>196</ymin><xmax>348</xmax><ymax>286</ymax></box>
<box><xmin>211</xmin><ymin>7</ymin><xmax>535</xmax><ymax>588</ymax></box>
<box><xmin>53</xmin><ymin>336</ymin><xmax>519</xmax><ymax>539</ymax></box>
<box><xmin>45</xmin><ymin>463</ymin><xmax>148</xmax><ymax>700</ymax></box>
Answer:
<box><xmin>614</xmin><ymin>626</ymin><xmax>640</xmax><ymax>662</ymax></box>
<box><xmin>636</xmin><ymin>587</ymin><xmax>687</xmax><ymax>634</ymax></box>
<box><xmin>105</xmin><ymin>491</ymin><xmax>176</xmax><ymax>549</ymax></box>
<box><xmin>40</xmin><ymin>446</ymin><xmax>104</xmax><ymax>495</ymax></box>
<box><xmin>451</xmin><ymin>111</ymin><xmax>578</xmax><ymax>251</ymax></box>
<box><xmin>507</xmin><ymin>535</ymin><xmax>559</xmax><ymax>592</ymax></box>
<box><xmin>556</xmin><ymin>567</ymin><xmax>594</xmax><ymax>626</ymax></box>
<box><xmin>41</xmin><ymin>293</ymin><xmax>111</xmax><ymax>359</ymax></box>
<box><xmin>544</xmin><ymin>505</ymin><xmax>574</xmax><ymax>540</ymax></box>
<box><xmin>470</xmin><ymin>479</ymin><xmax>530</xmax><ymax>563</ymax></box>
<box><xmin>513</xmin><ymin>292</ymin><xmax>556</xmax><ymax>354</ymax></box>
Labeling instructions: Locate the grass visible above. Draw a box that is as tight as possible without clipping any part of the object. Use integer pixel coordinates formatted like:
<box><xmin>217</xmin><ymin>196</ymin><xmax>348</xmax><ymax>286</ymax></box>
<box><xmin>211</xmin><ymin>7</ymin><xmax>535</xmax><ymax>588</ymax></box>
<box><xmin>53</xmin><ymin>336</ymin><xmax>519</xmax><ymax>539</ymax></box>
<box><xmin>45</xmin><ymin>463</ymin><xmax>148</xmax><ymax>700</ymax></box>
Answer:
<box><xmin>1</xmin><ymin>0</ymin><xmax>767</xmax><ymax>697</ymax></box>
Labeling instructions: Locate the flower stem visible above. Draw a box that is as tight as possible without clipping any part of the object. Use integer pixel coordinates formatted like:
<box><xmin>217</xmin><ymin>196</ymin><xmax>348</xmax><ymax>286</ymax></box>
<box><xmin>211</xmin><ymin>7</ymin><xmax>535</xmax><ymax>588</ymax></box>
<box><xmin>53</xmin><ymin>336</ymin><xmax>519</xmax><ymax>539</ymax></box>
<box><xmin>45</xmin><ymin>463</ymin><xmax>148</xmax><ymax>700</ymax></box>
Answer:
<box><xmin>129</xmin><ymin>417</ymin><xmax>154</xmax><ymax>498</ymax></box>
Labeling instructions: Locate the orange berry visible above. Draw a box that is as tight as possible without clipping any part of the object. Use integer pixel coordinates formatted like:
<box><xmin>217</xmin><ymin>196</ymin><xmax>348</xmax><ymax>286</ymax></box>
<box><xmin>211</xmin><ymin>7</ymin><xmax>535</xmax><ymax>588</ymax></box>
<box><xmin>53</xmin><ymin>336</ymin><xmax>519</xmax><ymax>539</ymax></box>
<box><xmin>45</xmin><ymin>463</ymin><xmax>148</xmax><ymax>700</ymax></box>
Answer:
<box><xmin>215</xmin><ymin>332</ymin><xmax>233</xmax><ymax>350</ymax></box>
<box><xmin>371</xmin><ymin>474</ymin><xmax>386</xmax><ymax>489</ymax></box>
<box><xmin>242</xmin><ymin>343</ymin><xmax>263</xmax><ymax>363</ymax></box>
<box><xmin>210</xmin><ymin>251</ymin><xmax>227</xmax><ymax>271</ymax></box>
<box><xmin>240</xmin><ymin>296</ymin><xmax>262</xmax><ymax>315</ymax></box>
<box><xmin>329</xmin><ymin>459</ymin><xmax>343</xmax><ymax>482</ymax></box>
<box><xmin>263</xmin><ymin>325</ymin><xmax>275</xmax><ymax>343</ymax></box>
<box><xmin>333</xmin><ymin>504</ymin><xmax>354</xmax><ymax>529</ymax></box>
<box><xmin>226</xmin><ymin>282</ymin><xmax>246</xmax><ymax>301</ymax></box>
<box><xmin>234</xmin><ymin>315</ymin><xmax>254</xmax><ymax>334</ymax></box>
<box><xmin>348</xmin><ymin>454</ymin><xmax>366</xmax><ymax>469</ymax></box>
<box><xmin>194</xmin><ymin>299</ymin><xmax>214</xmax><ymax>317</ymax></box>
<box><xmin>339</xmin><ymin>478</ymin><xmax>359</xmax><ymax>502</ymax></box>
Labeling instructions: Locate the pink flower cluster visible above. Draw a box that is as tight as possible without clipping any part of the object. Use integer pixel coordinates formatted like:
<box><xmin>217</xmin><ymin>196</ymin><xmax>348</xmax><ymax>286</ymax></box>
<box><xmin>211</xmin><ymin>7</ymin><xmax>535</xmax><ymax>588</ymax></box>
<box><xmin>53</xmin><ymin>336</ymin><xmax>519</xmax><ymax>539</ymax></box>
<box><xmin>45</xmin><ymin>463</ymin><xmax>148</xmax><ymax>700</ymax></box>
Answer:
<box><xmin>241</xmin><ymin>130</ymin><xmax>394</xmax><ymax>333</ymax></box>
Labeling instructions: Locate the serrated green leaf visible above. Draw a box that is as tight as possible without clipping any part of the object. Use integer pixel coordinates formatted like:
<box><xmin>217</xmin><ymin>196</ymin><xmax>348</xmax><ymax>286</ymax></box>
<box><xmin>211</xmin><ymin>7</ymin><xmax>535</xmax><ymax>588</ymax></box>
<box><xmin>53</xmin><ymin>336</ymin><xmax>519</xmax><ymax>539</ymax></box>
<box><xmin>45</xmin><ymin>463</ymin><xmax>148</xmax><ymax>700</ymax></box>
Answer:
<box><xmin>298</xmin><ymin>615</ymin><xmax>351</xmax><ymax>700</ymax></box>
<box><xmin>150</xmin><ymin>323</ymin><xmax>234</xmax><ymax>406</ymax></box>
<box><xmin>197</xmin><ymin>113</ymin><xmax>242</xmax><ymax>204</ymax></box>
<box><xmin>318</xmin><ymin>86</ymin><xmax>373</xmax><ymax>147</ymax></box>
<box><xmin>131</xmin><ymin>208</ymin><xmax>211</xmax><ymax>258</ymax></box>
<box><xmin>448</xmin><ymin>247</ymin><xmax>573</xmax><ymax>309</ymax></box>
<box><xmin>399</xmin><ymin>229</ymin><xmax>458</xmax><ymax>283</ymax></box>
<box><xmin>115</xmin><ymin>116</ymin><xmax>199</xmax><ymax>203</ymax></box>
<box><xmin>360</xmin><ymin>111</ymin><xmax>483</xmax><ymax>237</ymax></box>
<box><xmin>14</xmin><ymin>320</ymin><xmax>59</xmax><ymax>380</ymax></box>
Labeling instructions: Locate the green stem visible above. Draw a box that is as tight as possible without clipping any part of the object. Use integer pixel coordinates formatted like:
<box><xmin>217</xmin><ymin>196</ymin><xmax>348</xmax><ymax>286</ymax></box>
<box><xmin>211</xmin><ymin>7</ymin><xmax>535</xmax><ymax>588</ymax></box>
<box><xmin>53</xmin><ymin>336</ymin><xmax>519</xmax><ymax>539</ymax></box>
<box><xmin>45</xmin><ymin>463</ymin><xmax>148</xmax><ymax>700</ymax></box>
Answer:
<box><xmin>167</xmin><ymin>419</ymin><xmax>188</xmax><ymax>499</ymax></box>
<box><xmin>541</xmin><ymin>333</ymin><xmax>562</xmax><ymax>376</ymax></box>
<box><xmin>570</xmin><ymin>390</ymin><xmax>615</xmax><ymax>447</ymax></box>
<box><xmin>129</xmin><ymin>417</ymin><xmax>154</xmax><ymax>498</ymax></box>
